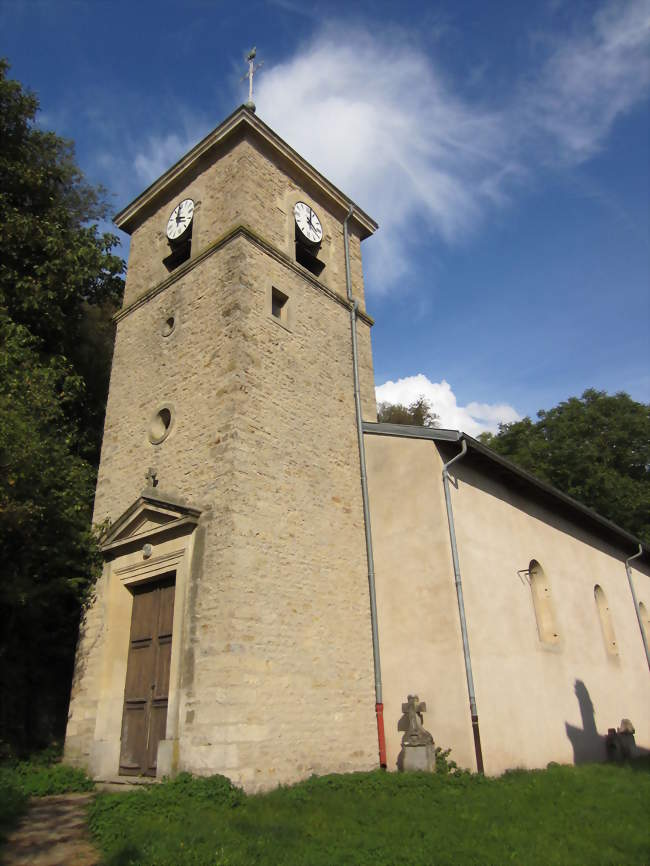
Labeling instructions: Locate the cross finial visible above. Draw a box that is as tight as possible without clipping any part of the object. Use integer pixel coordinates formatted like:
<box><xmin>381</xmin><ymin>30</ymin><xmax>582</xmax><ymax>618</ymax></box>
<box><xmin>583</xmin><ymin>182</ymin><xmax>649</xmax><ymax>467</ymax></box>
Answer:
<box><xmin>145</xmin><ymin>467</ymin><xmax>158</xmax><ymax>488</ymax></box>
<box><xmin>241</xmin><ymin>46</ymin><xmax>264</xmax><ymax>113</ymax></box>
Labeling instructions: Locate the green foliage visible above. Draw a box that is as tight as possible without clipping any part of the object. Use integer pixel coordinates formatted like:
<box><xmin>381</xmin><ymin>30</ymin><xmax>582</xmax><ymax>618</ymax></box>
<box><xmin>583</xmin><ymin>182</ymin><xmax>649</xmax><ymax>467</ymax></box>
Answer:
<box><xmin>377</xmin><ymin>395</ymin><xmax>439</xmax><ymax>428</ymax></box>
<box><xmin>88</xmin><ymin>762</ymin><xmax>650</xmax><ymax>866</ymax></box>
<box><xmin>0</xmin><ymin>59</ymin><xmax>124</xmax><ymax>749</ymax></box>
<box><xmin>480</xmin><ymin>389</ymin><xmax>650</xmax><ymax>543</ymax></box>
<box><xmin>0</xmin><ymin>775</ymin><xmax>27</xmax><ymax>845</ymax></box>
<box><xmin>434</xmin><ymin>745</ymin><xmax>466</xmax><ymax>775</ymax></box>
<box><xmin>0</xmin><ymin>761</ymin><xmax>94</xmax><ymax>798</ymax></box>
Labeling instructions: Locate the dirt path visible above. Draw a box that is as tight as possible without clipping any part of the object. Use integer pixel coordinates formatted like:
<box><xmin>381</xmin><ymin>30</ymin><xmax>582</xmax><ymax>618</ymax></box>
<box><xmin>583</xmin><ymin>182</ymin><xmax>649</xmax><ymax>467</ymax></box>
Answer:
<box><xmin>2</xmin><ymin>793</ymin><xmax>100</xmax><ymax>866</ymax></box>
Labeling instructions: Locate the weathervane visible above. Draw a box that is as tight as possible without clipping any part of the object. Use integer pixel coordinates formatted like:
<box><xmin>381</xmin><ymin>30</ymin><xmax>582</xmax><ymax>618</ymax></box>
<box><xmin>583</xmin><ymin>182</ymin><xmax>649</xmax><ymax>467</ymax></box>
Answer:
<box><xmin>241</xmin><ymin>47</ymin><xmax>263</xmax><ymax>113</ymax></box>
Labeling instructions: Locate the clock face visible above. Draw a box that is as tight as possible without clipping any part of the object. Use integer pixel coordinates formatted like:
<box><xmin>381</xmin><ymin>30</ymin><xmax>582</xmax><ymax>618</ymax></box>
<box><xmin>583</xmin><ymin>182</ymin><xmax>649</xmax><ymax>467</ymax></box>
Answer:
<box><xmin>294</xmin><ymin>201</ymin><xmax>323</xmax><ymax>245</ymax></box>
<box><xmin>166</xmin><ymin>198</ymin><xmax>194</xmax><ymax>241</ymax></box>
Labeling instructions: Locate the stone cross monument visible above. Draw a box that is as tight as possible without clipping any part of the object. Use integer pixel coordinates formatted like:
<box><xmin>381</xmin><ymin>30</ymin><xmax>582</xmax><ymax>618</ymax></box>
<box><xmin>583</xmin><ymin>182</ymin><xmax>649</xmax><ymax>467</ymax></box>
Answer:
<box><xmin>400</xmin><ymin>694</ymin><xmax>436</xmax><ymax>772</ymax></box>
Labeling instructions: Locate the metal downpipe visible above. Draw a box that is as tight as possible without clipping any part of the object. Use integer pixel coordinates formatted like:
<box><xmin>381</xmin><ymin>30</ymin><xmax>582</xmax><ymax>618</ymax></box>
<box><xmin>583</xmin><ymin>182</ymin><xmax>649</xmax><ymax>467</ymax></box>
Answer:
<box><xmin>442</xmin><ymin>439</ymin><xmax>484</xmax><ymax>773</ymax></box>
<box><xmin>343</xmin><ymin>206</ymin><xmax>386</xmax><ymax>767</ymax></box>
<box><xmin>625</xmin><ymin>545</ymin><xmax>649</xmax><ymax>671</ymax></box>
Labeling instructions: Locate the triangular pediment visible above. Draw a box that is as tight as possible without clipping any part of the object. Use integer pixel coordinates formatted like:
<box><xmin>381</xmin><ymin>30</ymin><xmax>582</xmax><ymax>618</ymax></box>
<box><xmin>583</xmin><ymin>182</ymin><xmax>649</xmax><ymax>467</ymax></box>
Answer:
<box><xmin>113</xmin><ymin>106</ymin><xmax>376</xmax><ymax>239</ymax></box>
<box><xmin>101</xmin><ymin>490</ymin><xmax>201</xmax><ymax>555</ymax></box>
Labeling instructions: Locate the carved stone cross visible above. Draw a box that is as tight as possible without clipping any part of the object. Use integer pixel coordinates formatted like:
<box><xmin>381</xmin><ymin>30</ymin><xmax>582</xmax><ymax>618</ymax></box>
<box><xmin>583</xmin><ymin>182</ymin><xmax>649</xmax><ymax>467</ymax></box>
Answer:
<box><xmin>401</xmin><ymin>694</ymin><xmax>433</xmax><ymax>747</ymax></box>
<box><xmin>145</xmin><ymin>467</ymin><xmax>158</xmax><ymax>488</ymax></box>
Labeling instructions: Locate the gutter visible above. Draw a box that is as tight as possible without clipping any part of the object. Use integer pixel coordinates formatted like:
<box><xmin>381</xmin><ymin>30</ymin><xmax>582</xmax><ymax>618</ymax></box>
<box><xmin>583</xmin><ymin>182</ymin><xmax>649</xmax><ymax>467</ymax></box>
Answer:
<box><xmin>625</xmin><ymin>545</ymin><xmax>650</xmax><ymax>671</ymax></box>
<box><xmin>343</xmin><ymin>207</ymin><xmax>386</xmax><ymax>768</ymax></box>
<box><xmin>442</xmin><ymin>439</ymin><xmax>485</xmax><ymax>773</ymax></box>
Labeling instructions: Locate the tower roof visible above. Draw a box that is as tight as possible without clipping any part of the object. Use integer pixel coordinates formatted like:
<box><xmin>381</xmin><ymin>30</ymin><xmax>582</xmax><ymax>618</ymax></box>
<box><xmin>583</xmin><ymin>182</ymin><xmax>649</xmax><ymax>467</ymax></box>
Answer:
<box><xmin>114</xmin><ymin>105</ymin><xmax>378</xmax><ymax>239</ymax></box>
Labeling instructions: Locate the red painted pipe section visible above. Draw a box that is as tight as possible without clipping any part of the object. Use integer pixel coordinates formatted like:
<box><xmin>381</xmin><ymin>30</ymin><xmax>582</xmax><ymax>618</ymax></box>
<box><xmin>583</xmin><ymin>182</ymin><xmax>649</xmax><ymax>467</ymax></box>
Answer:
<box><xmin>376</xmin><ymin>702</ymin><xmax>387</xmax><ymax>768</ymax></box>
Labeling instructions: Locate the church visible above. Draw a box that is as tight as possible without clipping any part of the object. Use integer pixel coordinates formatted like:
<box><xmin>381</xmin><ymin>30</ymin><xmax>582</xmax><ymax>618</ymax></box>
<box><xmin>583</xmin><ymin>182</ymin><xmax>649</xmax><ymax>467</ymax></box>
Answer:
<box><xmin>64</xmin><ymin>104</ymin><xmax>649</xmax><ymax>790</ymax></box>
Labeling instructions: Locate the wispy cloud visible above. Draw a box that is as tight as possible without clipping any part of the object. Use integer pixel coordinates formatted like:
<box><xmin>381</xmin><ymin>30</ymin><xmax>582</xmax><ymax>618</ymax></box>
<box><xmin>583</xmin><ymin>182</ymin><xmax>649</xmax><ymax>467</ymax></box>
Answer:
<box><xmin>254</xmin><ymin>0</ymin><xmax>650</xmax><ymax>291</ymax></box>
<box><xmin>133</xmin><ymin>130</ymin><xmax>206</xmax><ymax>186</ymax></box>
<box><xmin>256</xmin><ymin>27</ymin><xmax>513</xmax><ymax>288</ymax></box>
<box><xmin>91</xmin><ymin>112</ymin><xmax>211</xmax><ymax>221</ymax></box>
<box><xmin>522</xmin><ymin>0</ymin><xmax>650</xmax><ymax>163</ymax></box>
<box><xmin>83</xmin><ymin>1</ymin><xmax>649</xmax><ymax>293</ymax></box>
<box><xmin>375</xmin><ymin>374</ymin><xmax>521</xmax><ymax>436</ymax></box>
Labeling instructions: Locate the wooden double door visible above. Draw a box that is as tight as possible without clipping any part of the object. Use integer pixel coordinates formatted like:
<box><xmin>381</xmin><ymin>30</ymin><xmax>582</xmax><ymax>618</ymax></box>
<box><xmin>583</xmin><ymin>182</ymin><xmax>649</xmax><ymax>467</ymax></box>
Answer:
<box><xmin>119</xmin><ymin>575</ymin><xmax>175</xmax><ymax>777</ymax></box>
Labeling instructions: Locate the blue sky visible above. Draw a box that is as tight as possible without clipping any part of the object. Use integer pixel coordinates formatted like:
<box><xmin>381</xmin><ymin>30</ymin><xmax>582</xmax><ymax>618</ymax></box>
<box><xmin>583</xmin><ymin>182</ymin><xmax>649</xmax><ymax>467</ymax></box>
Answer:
<box><xmin>2</xmin><ymin>0</ymin><xmax>648</xmax><ymax>434</ymax></box>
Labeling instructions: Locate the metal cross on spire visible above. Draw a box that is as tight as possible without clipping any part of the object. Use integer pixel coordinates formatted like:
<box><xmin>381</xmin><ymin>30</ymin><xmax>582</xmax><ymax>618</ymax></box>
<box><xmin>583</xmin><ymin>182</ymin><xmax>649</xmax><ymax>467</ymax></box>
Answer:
<box><xmin>241</xmin><ymin>47</ymin><xmax>263</xmax><ymax>113</ymax></box>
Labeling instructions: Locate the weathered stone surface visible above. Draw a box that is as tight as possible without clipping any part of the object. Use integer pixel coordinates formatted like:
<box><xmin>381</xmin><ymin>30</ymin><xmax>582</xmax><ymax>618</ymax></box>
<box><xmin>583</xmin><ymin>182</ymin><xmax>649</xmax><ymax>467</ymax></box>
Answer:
<box><xmin>402</xmin><ymin>743</ymin><xmax>436</xmax><ymax>772</ymax></box>
<box><xmin>65</xmin><ymin>123</ymin><xmax>379</xmax><ymax>792</ymax></box>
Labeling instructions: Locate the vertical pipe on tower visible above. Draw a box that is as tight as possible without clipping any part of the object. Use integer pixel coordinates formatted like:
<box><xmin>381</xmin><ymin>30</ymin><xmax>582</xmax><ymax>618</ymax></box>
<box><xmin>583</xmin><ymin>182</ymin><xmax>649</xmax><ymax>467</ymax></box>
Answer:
<box><xmin>343</xmin><ymin>206</ymin><xmax>386</xmax><ymax>768</ymax></box>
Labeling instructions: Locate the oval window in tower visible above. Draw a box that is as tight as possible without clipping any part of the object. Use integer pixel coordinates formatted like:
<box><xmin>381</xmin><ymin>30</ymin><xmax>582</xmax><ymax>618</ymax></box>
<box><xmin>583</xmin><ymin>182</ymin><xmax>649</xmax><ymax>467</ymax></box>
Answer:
<box><xmin>148</xmin><ymin>406</ymin><xmax>174</xmax><ymax>445</ymax></box>
<box><xmin>161</xmin><ymin>314</ymin><xmax>176</xmax><ymax>337</ymax></box>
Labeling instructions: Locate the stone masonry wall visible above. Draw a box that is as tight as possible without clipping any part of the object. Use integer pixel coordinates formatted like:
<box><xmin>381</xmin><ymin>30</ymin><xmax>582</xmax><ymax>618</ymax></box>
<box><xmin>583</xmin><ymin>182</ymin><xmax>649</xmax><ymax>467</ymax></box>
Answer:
<box><xmin>123</xmin><ymin>135</ymin><xmax>370</xmax><ymax>316</ymax></box>
<box><xmin>66</xmin><ymin>131</ymin><xmax>379</xmax><ymax>788</ymax></box>
<box><xmin>177</xmin><ymin>240</ymin><xmax>378</xmax><ymax>789</ymax></box>
<box><xmin>66</xmin><ymin>237</ymin><xmax>247</xmax><ymax>765</ymax></box>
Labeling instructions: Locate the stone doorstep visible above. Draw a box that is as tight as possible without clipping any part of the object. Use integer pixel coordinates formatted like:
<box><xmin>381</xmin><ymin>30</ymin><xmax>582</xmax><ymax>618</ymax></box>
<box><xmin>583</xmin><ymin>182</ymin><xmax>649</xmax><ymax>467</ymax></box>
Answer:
<box><xmin>94</xmin><ymin>775</ymin><xmax>160</xmax><ymax>793</ymax></box>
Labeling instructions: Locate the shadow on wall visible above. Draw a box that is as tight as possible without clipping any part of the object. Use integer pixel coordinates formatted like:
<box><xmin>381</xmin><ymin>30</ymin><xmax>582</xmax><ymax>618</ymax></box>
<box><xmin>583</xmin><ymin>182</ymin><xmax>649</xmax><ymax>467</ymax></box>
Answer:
<box><xmin>565</xmin><ymin>679</ymin><xmax>604</xmax><ymax>763</ymax></box>
<box><xmin>395</xmin><ymin>704</ymin><xmax>409</xmax><ymax>771</ymax></box>
<box><xmin>565</xmin><ymin>678</ymin><xmax>648</xmax><ymax>764</ymax></box>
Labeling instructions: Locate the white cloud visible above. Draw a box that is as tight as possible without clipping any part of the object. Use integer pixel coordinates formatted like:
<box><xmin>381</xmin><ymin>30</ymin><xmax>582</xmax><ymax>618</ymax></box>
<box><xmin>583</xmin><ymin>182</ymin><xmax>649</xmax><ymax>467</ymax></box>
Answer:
<box><xmin>375</xmin><ymin>374</ymin><xmax>521</xmax><ymax>436</ymax></box>
<box><xmin>254</xmin><ymin>1</ymin><xmax>650</xmax><ymax>292</ymax></box>
<box><xmin>256</xmin><ymin>28</ymin><xmax>512</xmax><ymax>289</ymax></box>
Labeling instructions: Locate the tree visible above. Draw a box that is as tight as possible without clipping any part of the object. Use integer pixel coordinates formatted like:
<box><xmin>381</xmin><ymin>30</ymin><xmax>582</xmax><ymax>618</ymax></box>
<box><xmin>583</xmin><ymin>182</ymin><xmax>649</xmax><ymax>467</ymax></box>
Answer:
<box><xmin>480</xmin><ymin>390</ymin><xmax>650</xmax><ymax>543</ymax></box>
<box><xmin>377</xmin><ymin>395</ymin><xmax>439</xmax><ymax>428</ymax></box>
<box><xmin>0</xmin><ymin>59</ymin><xmax>124</xmax><ymax>750</ymax></box>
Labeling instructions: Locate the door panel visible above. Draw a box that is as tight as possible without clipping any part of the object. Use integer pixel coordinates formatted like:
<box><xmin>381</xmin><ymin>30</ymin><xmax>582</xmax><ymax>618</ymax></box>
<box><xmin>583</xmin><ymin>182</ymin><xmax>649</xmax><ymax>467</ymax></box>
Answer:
<box><xmin>153</xmin><ymin>636</ymin><xmax>172</xmax><ymax>702</ymax></box>
<box><xmin>120</xmin><ymin>703</ymin><xmax>147</xmax><ymax>772</ymax></box>
<box><xmin>158</xmin><ymin>582</ymin><xmax>175</xmax><ymax>637</ymax></box>
<box><xmin>119</xmin><ymin>575</ymin><xmax>176</xmax><ymax>776</ymax></box>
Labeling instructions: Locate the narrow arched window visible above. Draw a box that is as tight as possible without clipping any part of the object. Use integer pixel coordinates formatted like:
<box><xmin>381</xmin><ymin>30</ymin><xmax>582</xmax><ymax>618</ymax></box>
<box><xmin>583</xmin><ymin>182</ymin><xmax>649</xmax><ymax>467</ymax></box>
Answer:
<box><xmin>529</xmin><ymin>560</ymin><xmax>560</xmax><ymax>644</ymax></box>
<box><xmin>594</xmin><ymin>585</ymin><xmax>618</xmax><ymax>656</ymax></box>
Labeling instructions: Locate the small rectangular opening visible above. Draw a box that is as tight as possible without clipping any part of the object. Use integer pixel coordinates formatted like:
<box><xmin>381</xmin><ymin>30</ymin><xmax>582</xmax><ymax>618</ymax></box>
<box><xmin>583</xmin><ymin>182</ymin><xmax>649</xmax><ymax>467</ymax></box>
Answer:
<box><xmin>271</xmin><ymin>287</ymin><xmax>288</xmax><ymax>322</ymax></box>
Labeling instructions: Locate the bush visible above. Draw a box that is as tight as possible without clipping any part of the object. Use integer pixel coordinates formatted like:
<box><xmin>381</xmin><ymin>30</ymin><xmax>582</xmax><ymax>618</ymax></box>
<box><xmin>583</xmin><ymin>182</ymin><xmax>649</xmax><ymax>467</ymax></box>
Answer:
<box><xmin>0</xmin><ymin>775</ymin><xmax>27</xmax><ymax>844</ymax></box>
<box><xmin>0</xmin><ymin>761</ymin><xmax>94</xmax><ymax>797</ymax></box>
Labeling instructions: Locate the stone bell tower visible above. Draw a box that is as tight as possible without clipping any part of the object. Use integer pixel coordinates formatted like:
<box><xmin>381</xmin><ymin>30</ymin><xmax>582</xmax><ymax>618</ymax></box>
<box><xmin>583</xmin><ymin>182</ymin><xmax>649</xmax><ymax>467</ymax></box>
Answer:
<box><xmin>64</xmin><ymin>106</ymin><xmax>380</xmax><ymax>790</ymax></box>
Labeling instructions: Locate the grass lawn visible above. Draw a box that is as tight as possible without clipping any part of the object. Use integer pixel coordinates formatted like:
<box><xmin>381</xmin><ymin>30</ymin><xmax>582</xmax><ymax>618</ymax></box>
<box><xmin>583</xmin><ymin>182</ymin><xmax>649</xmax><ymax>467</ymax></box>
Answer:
<box><xmin>87</xmin><ymin>760</ymin><xmax>650</xmax><ymax>866</ymax></box>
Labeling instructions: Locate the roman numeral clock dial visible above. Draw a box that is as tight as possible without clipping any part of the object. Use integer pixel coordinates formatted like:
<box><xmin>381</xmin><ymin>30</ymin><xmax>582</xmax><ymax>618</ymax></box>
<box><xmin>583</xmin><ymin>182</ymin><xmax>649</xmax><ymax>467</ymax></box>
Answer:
<box><xmin>166</xmin><ymin>198</ymin><xmax>194</xmax><ymax>242</ymax></box>
<box><xmin>294</xmin><ymin>201</ymin><xmax>323</xmax><ymax>245</ymax></box>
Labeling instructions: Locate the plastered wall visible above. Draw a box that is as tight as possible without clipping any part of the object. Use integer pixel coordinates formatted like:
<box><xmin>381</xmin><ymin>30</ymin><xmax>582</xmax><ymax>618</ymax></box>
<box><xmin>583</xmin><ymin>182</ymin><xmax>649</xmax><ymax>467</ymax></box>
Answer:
<box><xmin>365</xmin><ymin>433</ymin><xmax>650</xmax><ymax>775</ymax></box>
